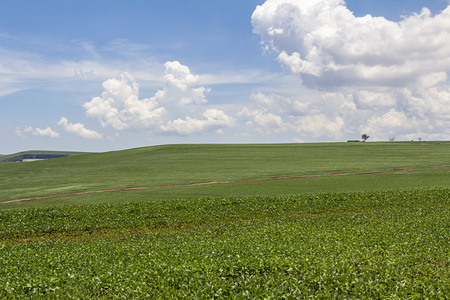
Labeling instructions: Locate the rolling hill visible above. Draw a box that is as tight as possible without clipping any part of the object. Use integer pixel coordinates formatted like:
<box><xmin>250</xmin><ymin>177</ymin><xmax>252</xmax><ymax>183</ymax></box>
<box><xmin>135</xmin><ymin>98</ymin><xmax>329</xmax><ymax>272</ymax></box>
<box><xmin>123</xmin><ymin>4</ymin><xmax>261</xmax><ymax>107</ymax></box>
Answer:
<box><xmin>0</xmin><ymin>150</ymin><xmax>88</xmax><ymax>165</ymax></box>
<box><xmin>1</xmin><ymin>142</ymin><xmax>449</xmax><ymax>207</ymax></box>
<box><xmin>1</xmin><ymin>142</ymin><xmax>449</xmax><ymax>297</ymax></box>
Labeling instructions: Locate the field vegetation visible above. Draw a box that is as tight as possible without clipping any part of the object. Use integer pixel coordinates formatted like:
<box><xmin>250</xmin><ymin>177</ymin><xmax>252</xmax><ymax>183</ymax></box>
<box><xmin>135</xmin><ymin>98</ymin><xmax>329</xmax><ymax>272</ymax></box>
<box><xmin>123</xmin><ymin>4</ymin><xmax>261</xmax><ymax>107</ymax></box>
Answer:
<box><xmin>0</xmin><ymin>150</ymin><xmax>87</xmax><ymax>165</ymax></box>
<box><xmin>1</xmin><ymin>142</ymin><xmax>449</xmax><ymax>298</ymax></box>
<box><xmin>1</xmin><ymin>142</ymin><xmax>449</xmax><ymax>206</ymax></box>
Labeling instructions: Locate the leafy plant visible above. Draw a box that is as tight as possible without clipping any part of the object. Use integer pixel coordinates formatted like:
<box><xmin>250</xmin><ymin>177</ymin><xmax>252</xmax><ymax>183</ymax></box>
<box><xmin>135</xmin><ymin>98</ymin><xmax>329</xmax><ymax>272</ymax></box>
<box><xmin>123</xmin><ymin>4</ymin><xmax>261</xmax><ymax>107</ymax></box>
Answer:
<box><xmin>1</xmin><ymin>188</ymin><xmax>449</xmax><ymax>298</ymax></box>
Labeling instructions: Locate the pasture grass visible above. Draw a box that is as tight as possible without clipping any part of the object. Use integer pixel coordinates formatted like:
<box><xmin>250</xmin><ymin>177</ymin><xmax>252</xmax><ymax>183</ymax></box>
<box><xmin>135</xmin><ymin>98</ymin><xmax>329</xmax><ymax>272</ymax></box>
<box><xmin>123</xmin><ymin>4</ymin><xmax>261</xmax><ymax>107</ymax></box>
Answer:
<box><xmin>2</xmin><ymin>168</ymin><xmax>449</xmax><ymax>210</ymax></box>
<box><xmin>1</xmin><ymin>142</ymin><xmax>449</xmax><ymax>206</ymax></box>
<box><xmin>0</xmin><ymin>150</ymin><xmax>87</xmax><ymax>165</ymax></box>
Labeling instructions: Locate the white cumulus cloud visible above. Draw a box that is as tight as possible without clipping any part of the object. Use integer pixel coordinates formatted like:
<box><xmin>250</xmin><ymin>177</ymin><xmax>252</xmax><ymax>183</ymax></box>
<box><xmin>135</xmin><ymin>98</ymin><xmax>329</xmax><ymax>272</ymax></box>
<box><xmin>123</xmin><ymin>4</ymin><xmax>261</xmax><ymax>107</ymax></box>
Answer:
<box><xmin>252</xmin><ymin>0</ymin><xmax>450</xmax><ymax>89</ymax></box>
<box><xmin>293</xmin><ymin>114</ymin><xmax>346</xmax><ymax>139</ymax></box>
<box><xmin>58</xmin><ymin>117</ymin><xmax>102</xmax><ymax>139</ymax></box>
<box><xmin>15</xmin><ymin>126</ymin><xmax>60</xmax><ymax>138</ymax></box>
<box><xmin>83</xmin><ymin>72</ymin><xmax>165</xmax><ymax>130</ymax></box>
<box><xmin>251</xmin><ymin>0</ymin><xmax>450</xmax><ymax>141</ymax></box>
<box><xmin>32</xmin><ymin>127</ymin><xmax>60</xmax><ymax>138</ymax></box>
<box><xmin>161</xmin><ymin>61</ymin><xmax>210</xmax><ymax>106</ymax></box>
<box><xmin>238</xmin><ymin>107</ymin><xmax>287</xmax><ymax>134</ymax></box>
<box><xmin>161</xmin><ymin>109</ymin><xmax>235</xmax><ymax>135</ymax></box>
<box><xmin>83</xmin><ymin>61</ymin><xmax>234</xmax><ymax>136</ymax></box>
<box><xmin>361</xmin><ymin>109</ymin><xmax>417</xmax><ymax>141</ymax></box>
<box><xmin>164</xmin><ymin>61</ymin><xmax>200</xmax><ymax>91</ymax></box>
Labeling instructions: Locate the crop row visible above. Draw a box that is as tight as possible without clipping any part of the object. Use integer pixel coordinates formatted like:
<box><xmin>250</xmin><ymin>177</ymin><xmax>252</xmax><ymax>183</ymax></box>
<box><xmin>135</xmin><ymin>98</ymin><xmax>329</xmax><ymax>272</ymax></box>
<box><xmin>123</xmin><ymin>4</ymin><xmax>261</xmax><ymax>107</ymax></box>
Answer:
<box><xmin>1</xmin><ymin>203</ymin><xmax>449</xmax><ymax>298</ymax></box>
<box><xmin>1</xmin><ymin>188</ymin><xmax>449</xmax><ymax>240</ymax></box>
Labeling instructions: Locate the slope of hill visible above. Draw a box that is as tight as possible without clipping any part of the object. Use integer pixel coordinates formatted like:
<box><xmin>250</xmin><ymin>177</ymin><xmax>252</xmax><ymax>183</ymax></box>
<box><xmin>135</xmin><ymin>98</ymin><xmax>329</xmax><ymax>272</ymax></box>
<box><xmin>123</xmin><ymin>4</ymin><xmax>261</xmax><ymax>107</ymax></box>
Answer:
<box><xmin>1</xmin><ymin>142</ymin><xmax>449</xmax><ymax>205</ymax></box>
<box><xmin>0</xmin><ymin>150</ymin><xmax>88</xmax><ymax>165</ymax></box>
<box><xmin>2</xmin><ymin>142</ymin><xmax>449</xmax><ymax>297</ymax></box>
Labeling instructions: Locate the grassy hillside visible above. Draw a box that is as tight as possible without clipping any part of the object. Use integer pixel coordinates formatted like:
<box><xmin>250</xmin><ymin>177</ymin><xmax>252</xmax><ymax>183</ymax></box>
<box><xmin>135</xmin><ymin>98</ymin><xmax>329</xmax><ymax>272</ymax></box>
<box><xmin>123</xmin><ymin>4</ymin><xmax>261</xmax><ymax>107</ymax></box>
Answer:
<box><xmin>0</xmin><ymin>150</ymin><xmax>88</xmax><ymax>165</ymax></box>
<box><xmin>1</xmin><ymin>143</ymin><xmax>449</xmax><ymax>297</ymax></box>
<box><xmin>1</xmin><ymin>142</ymin><xmax>449</xmax><ymax>207</ymax></box>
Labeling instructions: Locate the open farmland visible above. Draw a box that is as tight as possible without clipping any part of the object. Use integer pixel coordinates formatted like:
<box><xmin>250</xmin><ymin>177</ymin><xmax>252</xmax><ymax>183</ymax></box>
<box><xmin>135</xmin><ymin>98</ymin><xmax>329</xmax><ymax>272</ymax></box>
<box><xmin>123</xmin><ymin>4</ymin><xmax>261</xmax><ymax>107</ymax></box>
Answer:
<box><xmin>0</xmin><ymin>150</ymin><xmax>87</xmax><ymax>165</ymax></box>
<box><xmin>1</xmin><ymin>188</ymin><xmax>449</xmax><ymax>298</ymax></box>
<box><xmin>1</xmin><ymin>142</ymin><xmax>449</xmax><ymax>298</ymax></box>
<box><xmin>1</xmin><ymin>141</ymin><xmax>449</xmax><ymax>208</ymax></box>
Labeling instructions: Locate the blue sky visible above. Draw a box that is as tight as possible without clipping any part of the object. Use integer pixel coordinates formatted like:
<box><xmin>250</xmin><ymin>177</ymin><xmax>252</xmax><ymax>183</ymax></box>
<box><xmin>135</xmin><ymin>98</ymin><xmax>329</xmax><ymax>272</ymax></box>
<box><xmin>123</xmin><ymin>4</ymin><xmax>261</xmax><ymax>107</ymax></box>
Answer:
<box><xmin>1</xmin><ymin>0</ymin><xmax>449</xmax><ymax>153</ymax></box>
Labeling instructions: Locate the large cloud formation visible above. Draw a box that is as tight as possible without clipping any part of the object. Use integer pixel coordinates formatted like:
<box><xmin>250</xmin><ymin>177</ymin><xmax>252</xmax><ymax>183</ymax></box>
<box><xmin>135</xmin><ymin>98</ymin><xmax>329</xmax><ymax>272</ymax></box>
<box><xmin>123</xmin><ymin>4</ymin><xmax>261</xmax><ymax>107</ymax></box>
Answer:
<box><xmin>83</xmin><ymin>72</ymin><xmax>165</xmax><ymax>130</ymax></box>
<box><xmin>252</xmin><ymin>0</ymin><xmax>450</xmax><ymax>88</ymax></box>
<box><xmin>83</xmin><ymin>61</ymin><xmax>234</xmax><ymax>135</ymax></box>
<box><xmin>250</xmin><ymin>0</ymin><xmax>450</xmax><ymax>141</ymax></box>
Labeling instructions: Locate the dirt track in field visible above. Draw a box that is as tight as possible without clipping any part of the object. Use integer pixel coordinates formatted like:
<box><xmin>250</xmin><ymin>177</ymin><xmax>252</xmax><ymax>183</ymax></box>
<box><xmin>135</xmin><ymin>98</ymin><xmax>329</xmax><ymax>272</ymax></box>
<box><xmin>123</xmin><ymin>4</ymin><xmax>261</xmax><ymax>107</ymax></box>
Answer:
<box><xmin>2</xmin><ymin>167</ymin><xmax>450</xmax><ymax>204</ymax></box>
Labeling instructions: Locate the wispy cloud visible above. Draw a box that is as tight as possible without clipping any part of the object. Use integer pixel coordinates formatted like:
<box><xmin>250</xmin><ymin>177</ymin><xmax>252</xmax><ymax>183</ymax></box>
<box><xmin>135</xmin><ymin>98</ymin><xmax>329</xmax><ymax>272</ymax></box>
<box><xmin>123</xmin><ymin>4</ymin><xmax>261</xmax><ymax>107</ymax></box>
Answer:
<box><xmin>0</xmin><ymin>37</ymin><xmax>165</xmax><ymax>97</ymax></box>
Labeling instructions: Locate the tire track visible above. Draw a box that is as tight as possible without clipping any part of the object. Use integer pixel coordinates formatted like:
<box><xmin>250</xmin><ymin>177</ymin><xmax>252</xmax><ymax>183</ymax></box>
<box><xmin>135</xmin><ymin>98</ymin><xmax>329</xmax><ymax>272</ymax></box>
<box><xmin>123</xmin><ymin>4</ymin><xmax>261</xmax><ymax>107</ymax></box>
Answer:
<box><xmin>2</xmin><ymin>167</ymin><xmax>449</xmax><ymax>204</ymax></box>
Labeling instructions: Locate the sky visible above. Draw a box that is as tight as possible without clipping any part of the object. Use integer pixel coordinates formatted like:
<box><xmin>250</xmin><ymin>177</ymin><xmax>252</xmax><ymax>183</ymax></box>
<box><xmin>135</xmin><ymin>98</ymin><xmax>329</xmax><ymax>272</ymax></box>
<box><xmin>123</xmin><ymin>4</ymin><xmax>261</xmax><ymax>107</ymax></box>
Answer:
<box><xmin>1</xmin><ymin>0</ymin><xmax>450</xmax><ymax>153</ymax></box>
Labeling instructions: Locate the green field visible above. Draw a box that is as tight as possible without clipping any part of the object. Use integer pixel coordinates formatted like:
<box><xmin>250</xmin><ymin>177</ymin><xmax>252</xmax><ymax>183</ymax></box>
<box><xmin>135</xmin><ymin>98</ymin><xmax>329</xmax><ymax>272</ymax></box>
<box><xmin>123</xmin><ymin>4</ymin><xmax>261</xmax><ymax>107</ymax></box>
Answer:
<box><xmin>1</xmin><ymin>142</ymin><xmax>449</xmax><ymax>298</ymax></box>
<box><xmin>1</xmin><ymin>188</ymin><xmax>449</xmax><ymax>298</ymax></box>
<box><xmin>1</xmin><ymin>142</ymin><xmax>449</xmax><ymax>208</ymax></box>
<box><xmin>0</xmin><ymin>150</ymin><xmax>87</xmax><ymax>165</ymax></box>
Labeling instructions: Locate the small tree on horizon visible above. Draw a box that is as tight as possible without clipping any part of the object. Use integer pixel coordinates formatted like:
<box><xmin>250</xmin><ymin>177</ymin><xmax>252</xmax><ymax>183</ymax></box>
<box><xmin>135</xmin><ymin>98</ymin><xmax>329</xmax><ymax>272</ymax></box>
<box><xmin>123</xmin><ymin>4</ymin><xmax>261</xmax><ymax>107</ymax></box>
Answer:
<box><xmin>361</xmin><ymin>134</ymin><xmax>369</xmax><ymax>142</ymax></box>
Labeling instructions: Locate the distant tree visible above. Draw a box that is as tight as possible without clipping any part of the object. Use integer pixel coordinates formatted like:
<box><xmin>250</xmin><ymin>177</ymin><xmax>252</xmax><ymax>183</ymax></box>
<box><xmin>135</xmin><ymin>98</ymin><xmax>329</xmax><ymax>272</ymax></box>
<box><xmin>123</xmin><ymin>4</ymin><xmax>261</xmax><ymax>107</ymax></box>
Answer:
<box><xmin>389</xmin><ymin>137</ymin><xmax>395</xmax><ymax>142</ymax></box>
<box><xmin>361</xmin><ymin>134</ymin><xmax>369</xmax><ymax>142</ymax></box>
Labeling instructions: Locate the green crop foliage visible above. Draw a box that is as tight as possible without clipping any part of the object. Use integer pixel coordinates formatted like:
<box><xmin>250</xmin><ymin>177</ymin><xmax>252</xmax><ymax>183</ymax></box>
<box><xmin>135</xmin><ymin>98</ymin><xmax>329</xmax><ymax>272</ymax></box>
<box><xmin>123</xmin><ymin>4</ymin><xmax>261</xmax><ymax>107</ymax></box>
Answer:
<box><xmin>0</xmin><ymin>188</ymin><xmax>449</xmax><ymax>298</ymax></box>
<box><xmin>0</xmin><ymin>188</ymin><xmax>448</xmax><ymax>240</ymax></box>
<box><xmin>1</xmin><ymin>143</ymin><xmax>449</xmax><ymax>298</ymax></box>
